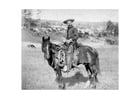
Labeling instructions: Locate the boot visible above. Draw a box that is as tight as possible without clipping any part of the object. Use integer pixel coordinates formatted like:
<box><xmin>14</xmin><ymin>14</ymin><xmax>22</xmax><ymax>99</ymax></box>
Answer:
<box><xmin>62</xmin><ymin>65</ymin><xmax>68</xmax><ymax>72</ymax></box>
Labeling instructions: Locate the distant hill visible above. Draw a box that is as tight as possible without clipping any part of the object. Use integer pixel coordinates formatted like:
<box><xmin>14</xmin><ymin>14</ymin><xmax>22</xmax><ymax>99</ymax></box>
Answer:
<box><xmin>22</xmin><ymin>19</ymin><xmax>118</xmax><ymax>44</ymax></box>
<box><xmin>43</xmin><ymin>20</ymin><xmax>118</xmax><ymax>32</ymax></box>
<box><xmin>41</xmin><ymin>19</ymin><xmax>117</xmax><ymax>27</ymax></box>
<box><xmin>22</xmin><ymin>29</ymin><xmax>42</xmax><ymax>43</ymax></box>
<box><xmin>22</xmin><ymin>28</ymin><xmax>66</xmax><ymax>43</ymax></box>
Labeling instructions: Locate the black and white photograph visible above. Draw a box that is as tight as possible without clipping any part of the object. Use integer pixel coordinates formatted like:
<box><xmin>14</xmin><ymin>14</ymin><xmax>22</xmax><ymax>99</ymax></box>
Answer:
<box><xmin>2</xmin><ymin>0</ymin><xmax>140</xmax><ymax>98</ymax></box>
<box><xmin>22</xmin><ymin>9</ymin><xmax>119</xmax><ymax>90</ymax></box>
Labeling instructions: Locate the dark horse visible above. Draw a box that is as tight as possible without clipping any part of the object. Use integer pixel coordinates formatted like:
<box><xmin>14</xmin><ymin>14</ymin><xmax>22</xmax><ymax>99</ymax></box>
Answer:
<box><xmin>41</xmin><ymin>36</ymin><xmax>100</xmax><ymax>89</ymax></box>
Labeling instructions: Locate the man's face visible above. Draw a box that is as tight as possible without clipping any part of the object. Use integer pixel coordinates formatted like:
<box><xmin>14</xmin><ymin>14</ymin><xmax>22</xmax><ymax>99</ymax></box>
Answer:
<box><xmin>67</xmin><ymin>21</ymin><xmax>72</xmax><ymax>26</ymax></box>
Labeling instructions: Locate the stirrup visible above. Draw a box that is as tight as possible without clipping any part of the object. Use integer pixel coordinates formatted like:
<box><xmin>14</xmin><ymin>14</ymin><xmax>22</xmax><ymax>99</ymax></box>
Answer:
<box><xmin>71</xmin><ymin>64</ymin><xmax>80</xmax><ymax>70</ymax></box>
<box><xmin>62</xmin><ymin>65</ymin><xmax>68</xmax><ymax>72</ymax></box>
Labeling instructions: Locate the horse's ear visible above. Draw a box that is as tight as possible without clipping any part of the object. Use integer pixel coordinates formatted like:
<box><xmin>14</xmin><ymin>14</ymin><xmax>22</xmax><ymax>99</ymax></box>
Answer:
<box><xmin>42</xmin><ymin>36</ymin><xmax>45</xmax><ymax>41</ymax></box>
<box><xmin>48</xmin><ymin>36</ymin><xmax>50</xmax><ymax>41</ymax></box>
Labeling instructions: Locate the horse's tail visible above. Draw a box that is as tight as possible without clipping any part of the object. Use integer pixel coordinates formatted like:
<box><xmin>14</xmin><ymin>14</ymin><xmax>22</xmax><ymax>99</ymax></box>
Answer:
<box><xmin>87</xmin><ymin>47</ymin><xmax>100</xmax><ymax>74</ymax></box>
<box><xmin>95</xmin><ymin>53</ymin><xmax>100</xmax><ymax>74</ymax></box>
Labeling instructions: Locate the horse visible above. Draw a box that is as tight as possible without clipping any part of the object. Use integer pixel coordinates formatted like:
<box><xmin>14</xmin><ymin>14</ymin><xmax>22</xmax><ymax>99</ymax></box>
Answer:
<box><xmin>41</xmin><ymin>36</ymin><xmax>100</xmax><ymax>89</ymax></box>
<box><xmin>42</xmin><ymin>36</ymin><xmax>66</xmax><ymax>89</ymax></box>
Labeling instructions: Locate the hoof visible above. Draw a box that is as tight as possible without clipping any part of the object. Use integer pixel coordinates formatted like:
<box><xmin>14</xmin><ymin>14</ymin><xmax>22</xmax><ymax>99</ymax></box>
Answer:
<box><xmin>84</xmin><ymin>80</ymin><xmax>90</xmax><ymax>88</ymax></box>
<box><xmin>92</xmin><ymin>85</ymin><xmax>96</xmax><ymax>89</ymax></box>
<box><xmin>91</xmin><ymin>84</ymin><xmax>96</xmax><ymax>89</ymax></box>
<box><xmin>58</xmin><ymin>83</ymin><xmax>66</xmax><ymax>89</ymax></box>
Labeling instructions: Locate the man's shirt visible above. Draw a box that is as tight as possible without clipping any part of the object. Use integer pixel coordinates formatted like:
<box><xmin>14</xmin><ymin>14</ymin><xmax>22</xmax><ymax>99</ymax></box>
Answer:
<box><xmin>66</xmin><ymin>25</ymin><xmax>78</xmax><ymax>40</ymax></box>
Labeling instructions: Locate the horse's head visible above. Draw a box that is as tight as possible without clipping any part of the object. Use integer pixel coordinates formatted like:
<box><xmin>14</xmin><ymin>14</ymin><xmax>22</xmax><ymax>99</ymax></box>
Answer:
<box><xmin>41</xmin><ymin>36</ymin><xmax>51</xmax><ymax>59</ymax></box>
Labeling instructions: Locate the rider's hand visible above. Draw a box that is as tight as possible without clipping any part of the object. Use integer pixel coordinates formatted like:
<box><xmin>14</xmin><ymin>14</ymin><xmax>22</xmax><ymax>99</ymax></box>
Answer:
<box><xmin>68</xmin><ymin>39</ymin><xmax>72</xmax><ymax>43</ymax></box>
<box><xmin>69</xmin><ymin>39</ymin><xmax>72</xmax><ymax>42</ymax></box>
<box><xmin>66</xmin><ymin>39</ymin><xmax>71</xmax><ymax>43</ymax></box>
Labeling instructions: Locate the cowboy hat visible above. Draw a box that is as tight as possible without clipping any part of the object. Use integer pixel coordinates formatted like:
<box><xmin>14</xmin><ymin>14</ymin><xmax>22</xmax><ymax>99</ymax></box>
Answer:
<box><xmin>63</xmin><ymin>19</ymin><xmax>75</xmax><ymax>24</ymax></box>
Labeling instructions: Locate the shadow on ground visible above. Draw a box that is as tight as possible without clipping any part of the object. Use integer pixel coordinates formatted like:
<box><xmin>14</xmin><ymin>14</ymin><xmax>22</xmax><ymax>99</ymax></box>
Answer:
<box><xmin>61</xmin><ymin>72</ymin><xmax>88</xmax><ymax>87</ymax></box>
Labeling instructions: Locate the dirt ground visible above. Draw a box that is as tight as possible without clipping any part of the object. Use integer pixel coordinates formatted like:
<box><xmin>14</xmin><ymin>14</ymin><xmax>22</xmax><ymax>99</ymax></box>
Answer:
<box><xmin>22</xmin><ymin>42</ymin><xmax>118</xmax><ymax>90</ymax></box>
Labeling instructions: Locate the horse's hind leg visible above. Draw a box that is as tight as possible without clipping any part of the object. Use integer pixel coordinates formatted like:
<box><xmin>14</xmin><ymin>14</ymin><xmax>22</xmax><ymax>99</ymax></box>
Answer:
<box><xmin>90</xmin><ymin>67</ymin><xmax>98</xmax><ymax>89</ymax></box>
<box><xmin>95</xmin><ymin>72</ymin><xmax>99</xmax><ymax>83</ymax></box>
<box><xmin>84</xmin><ymin>63</ymin><xmax>93</xmax><ymax>88</ymax></box>
<box><xmin>91</xmin><ymin>73</ymin><xmax>97</xmax><ymax>89</ymax></box>
<box><xmin>85</xmin><ymin>63</ymin><xmax>97</xmax><ymax>89</ymax></box>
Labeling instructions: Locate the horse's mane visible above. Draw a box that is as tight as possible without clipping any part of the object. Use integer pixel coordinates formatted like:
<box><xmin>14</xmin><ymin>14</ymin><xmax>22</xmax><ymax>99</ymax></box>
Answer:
<box><xmin>45</xmin><ymin>42</ymin><xmax>60</xmax><ymax>67</ymax></box>
<box><xmin>50</xmin><ymin>42</ymin><xmax>62</xmax><ymax>53</ymax></box>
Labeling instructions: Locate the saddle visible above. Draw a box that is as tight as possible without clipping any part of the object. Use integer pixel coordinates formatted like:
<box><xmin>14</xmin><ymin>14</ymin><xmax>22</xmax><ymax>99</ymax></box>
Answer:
<box><xmin>57</xmin><ymin>41</ymin><xmax>80</xmax><ymax>72</ymax></box>
<box><xmin>57</xmin><ymin>41</ymin><xmax>88</xmax><ymax>72</ymax></box>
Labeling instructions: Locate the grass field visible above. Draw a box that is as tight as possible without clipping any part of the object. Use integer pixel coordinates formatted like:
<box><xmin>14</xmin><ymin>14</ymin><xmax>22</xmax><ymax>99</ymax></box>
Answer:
<box><xmin>22</xmin><ymin>28</ymin><xmax>118</xmax><ymax>89</ymax></box>
<box><xmin>22</xmin><ymin>43</ymin><xmax>118</xmax><ymax>90</ymax></box>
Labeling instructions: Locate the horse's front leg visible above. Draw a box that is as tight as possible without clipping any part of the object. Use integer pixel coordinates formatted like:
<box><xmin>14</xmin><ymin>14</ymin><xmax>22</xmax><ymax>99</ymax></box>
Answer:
<box><xmin>55</xmin><ymin>67</ymin><xmax>65</xmax><ymax>89</ymax></box>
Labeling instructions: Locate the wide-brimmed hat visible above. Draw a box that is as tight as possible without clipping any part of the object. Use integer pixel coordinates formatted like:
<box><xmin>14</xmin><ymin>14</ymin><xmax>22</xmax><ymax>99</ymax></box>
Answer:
<box><xmin>63</xmin><ymin>19</ymin><xmax>75</xmax><ymax>24</ymax></box>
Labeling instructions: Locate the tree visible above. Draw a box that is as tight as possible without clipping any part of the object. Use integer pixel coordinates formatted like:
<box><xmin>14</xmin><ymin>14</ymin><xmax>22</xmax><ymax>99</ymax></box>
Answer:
<box><xmin>106</xmin><ymin>20</ymin><xmax>119</xmax><ymax>36</ymax></box>
<box><xmin>22</xmin><ymin>9</ymin><xmax>42</xmax><ymax>29</ymax></box>
<box><xmin>22</xmin><ymin>9</ymin><xmax>33</xmax><ymax>19</ymax></box>
<box><xmin>106</xmin><ymin>20</ymin><xmax>114</xmax><ymax>34</ymax></box>
<box><xmin>22</xmin><ymin>9</ymin><xmax>33</xmax><ymax>28</ymax></box>
<box><xmin>36</xmin><ymin>9</ymin><xmax>42</xmax><ymax>19</ymax></box>
<box><xmin>114</xmin><ymin>23</ymin><xmax>119</xmax><ymax>36</ymax></box>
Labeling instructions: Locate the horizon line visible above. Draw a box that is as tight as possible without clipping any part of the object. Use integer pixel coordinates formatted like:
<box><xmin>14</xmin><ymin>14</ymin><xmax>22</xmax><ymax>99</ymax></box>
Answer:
<box><xmin>37</xmin><ymin>18</ymin><xmax>118</xmax><ymax>23</ymax></box>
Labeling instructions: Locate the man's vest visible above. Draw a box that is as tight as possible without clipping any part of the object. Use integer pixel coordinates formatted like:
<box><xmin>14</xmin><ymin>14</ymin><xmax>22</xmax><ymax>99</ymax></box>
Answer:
<box><xmin>66</xmin><ymin>25</ymin><xmax>78</xmax><ymax>41</ymax></box>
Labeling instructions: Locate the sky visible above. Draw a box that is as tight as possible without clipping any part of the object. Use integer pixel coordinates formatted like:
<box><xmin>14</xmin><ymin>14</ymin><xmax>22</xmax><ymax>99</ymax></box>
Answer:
<box><xmin>32</xmin><ymin>9</ymin><xmax>118</xmax><ymax>22</ymax></box>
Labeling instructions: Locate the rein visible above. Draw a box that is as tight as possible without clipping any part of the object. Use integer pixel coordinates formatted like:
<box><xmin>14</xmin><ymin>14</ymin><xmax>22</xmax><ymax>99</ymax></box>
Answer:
<box><xmin>49</xmin><ymin>42</ymin><xmax>66</xmax><ymax>67</ymax></box>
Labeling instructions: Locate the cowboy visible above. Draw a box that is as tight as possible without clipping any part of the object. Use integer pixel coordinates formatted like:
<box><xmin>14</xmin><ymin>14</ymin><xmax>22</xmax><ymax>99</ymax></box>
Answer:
<box><xmin>62</xmin><ymin>19</ymin><xmax>79</xmax><ymax>72</ymax></box>
<box><xmin>63</xmin><ymin>19</ymin><xmax>79</xmax><ymax>50</ymax></box>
